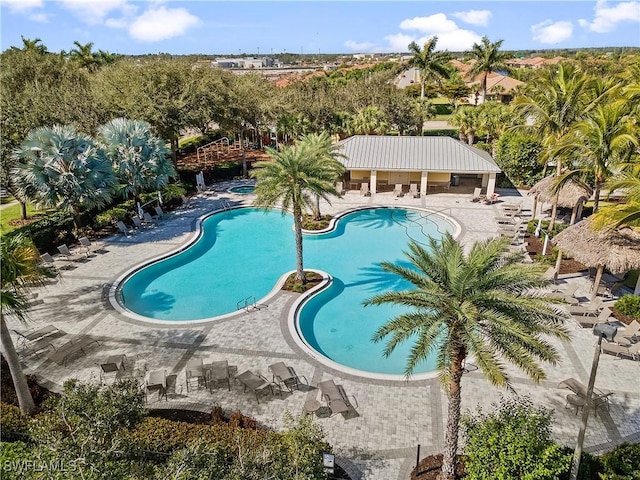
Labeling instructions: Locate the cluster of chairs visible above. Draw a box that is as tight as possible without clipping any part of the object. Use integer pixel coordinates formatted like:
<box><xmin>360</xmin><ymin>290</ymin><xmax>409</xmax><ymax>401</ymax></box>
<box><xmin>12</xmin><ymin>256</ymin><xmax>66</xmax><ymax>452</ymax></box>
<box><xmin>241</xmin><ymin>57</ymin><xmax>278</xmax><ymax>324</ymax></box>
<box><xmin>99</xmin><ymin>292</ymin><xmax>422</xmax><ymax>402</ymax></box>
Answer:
<box><xmin>40</xmin><ymin>237</ymin><xmax>100</xmax><ymax>271</ymax></box>
<box><xmin>144</xmin><ymin>358</ymin><xmax>358</xmax><ymax>418</ymax></box>
<box><xmin>13</xmin><ymin>324</ymin><xmax>101</xmax><ymax>366</ymax></box>
<box><xmin>471</xmin><ymin>187</ymin><xmax>501</xmax><ymax>204</ymax></box>
<box><xmin>494</xmin><ymin>202</ymin><xmax>526</xmax><ymax>246</ymax></box>
<box><xmin>561</xmin><ymin>290</ymin><xmax>640</xmax><ymax>360</ymax></box>
<box><xmin>559</xmin><ymin>377</ymin><xmax>614</xmax><ymax>416</ymax></box>
<box><xmin>116</xmin><ymin>206</ymin><xmax>165</xmax><ymax>237</ymax></box>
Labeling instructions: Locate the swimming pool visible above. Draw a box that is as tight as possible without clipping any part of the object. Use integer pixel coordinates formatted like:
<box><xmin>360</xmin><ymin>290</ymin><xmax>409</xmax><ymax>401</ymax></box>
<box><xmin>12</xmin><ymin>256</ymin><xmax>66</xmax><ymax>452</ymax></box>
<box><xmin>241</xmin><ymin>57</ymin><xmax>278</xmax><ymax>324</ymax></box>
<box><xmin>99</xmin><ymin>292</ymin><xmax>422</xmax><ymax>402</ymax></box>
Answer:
<box><xmin>117</xmin><ymin>207</ymin><xmax>456</xmax><ymax>375</ymax></box>
<box><xmin>228</xmin><ymin>185</ymin><xmax>255</xmax><ymax>194</ymax></box>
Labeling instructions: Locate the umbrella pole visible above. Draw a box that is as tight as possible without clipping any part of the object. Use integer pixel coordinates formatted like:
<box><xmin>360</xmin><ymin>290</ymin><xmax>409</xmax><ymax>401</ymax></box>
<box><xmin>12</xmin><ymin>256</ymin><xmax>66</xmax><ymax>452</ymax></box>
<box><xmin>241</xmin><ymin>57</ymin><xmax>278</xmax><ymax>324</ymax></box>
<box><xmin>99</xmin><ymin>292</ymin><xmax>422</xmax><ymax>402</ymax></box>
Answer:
<box><xmin>570</xmin><ymin>204</ymin><xmax>578</xmax><ymax>225</ymax></box>
<box><xmin>531</xmin><ymin>197</ymin><xmax>538</xmax><ymax>220</ymax></box>
<box><xmin>555</xmin><ymin>249</ymin><xmax>563</xmax><ymax>276</ymax></box>
<box><xmin>591</xmin><ymin>265</ymin><xmax>605</xmax><ymax>301</ymax></box>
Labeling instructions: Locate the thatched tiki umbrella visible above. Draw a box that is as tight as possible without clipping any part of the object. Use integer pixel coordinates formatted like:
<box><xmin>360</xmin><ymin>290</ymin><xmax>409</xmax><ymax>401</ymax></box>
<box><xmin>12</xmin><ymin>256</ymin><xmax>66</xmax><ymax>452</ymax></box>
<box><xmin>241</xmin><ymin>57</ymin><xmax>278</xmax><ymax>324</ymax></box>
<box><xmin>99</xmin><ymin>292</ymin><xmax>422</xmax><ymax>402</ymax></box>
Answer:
<box><xmin>553</xmin><ymin>218</ymin><xmax>640</xmax><ymax>299</ymax></box>
<box><xmin>528</xmin><ymin>176</ymin><xmax>592</xmax><ymax>229</ymax></box>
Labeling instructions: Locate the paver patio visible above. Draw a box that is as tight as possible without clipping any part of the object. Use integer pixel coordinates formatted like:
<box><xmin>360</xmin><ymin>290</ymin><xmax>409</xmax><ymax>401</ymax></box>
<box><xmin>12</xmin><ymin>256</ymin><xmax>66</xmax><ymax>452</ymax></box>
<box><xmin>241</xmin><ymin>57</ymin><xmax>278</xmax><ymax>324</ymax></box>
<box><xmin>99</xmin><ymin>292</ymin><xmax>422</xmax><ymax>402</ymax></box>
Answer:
<box><xmin>9</xmin><ymin>183</ymin><xmax>640</xmax><ymax>480</ymax></box>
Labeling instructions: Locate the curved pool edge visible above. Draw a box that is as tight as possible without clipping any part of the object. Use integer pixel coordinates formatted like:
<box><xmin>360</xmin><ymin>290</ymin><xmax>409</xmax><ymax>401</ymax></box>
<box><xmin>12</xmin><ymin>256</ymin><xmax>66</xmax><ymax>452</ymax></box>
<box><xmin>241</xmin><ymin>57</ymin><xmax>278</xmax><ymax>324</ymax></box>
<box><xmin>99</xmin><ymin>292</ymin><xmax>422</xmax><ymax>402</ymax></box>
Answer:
<box><xmin>108</xmin><ymin>205</ymin><xmax>290</xmax><ymax>326</ymax></box>
<box><xmin>301</xmin><ymin>204</ymin><xmax>462</xmax><ymax>240</ymax></box>
<box><xmin>287</xmin><ymin>268</ymin><xmax>440</xmax><ymax>382</ymax></box>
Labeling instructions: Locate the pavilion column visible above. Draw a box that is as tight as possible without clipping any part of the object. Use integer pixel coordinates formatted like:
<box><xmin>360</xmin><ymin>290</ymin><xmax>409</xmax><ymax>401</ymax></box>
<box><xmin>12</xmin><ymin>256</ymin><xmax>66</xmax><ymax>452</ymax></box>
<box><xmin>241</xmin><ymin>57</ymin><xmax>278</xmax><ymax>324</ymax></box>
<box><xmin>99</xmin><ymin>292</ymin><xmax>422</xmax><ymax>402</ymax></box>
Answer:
<box><xmin>591</xmin><ymin>264</ymin><xmax>605</xmax><ymax>301</ymax></box>
<box><xmin>370</xmin><ymin>170</ymin><xmax>377</xmax><ymax>195</ymax></box>
<box><xmin>486</xmin><ymin>173</ymin><xmax>497</xmax><ymax>198</ymax></box>
<box><xmin>420</xmin><ymin>171</ymin><xmax>428</xmax><ymax>197</ymax></box>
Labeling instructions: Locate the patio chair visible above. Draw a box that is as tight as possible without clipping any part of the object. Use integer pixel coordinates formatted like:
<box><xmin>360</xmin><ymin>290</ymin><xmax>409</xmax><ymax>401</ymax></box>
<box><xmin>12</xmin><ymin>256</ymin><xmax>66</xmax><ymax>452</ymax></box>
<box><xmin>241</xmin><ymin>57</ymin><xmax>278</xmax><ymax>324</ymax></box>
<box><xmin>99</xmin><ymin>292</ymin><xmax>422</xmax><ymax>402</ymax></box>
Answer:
<box><xmin>206</xmin><ymin>360</ymin><xmax>231</xmax><ymax>391</ymax></box>
<box><xmin>393</xmin><ymin>184</ymin><xmax>404</xmax><ymax>197</ymax></box>
<box><xmin>78</xmin><ymin>237</ymin><xmax>94</xmax><ymax>255</ymax></box>
<box><xmin>360</xmin><ymin>183</ymin><xmax>370</xmax><ymax>196</ymax></box>
<box><xmin>319</xmin><ymin>379</ymin><xmax>358</xmax><ymax>417</ymax></box>
<box><xmin>99</xmin><ymin>354</ymin><xmax>127</xmax><ymax>384</ymax></box>
<box><xmin>58</xmin><ymin>244</ymin><xmax>85</xmax><ymax>260</ymax></box>
<box><xmin>235</xmin><ymin>370</ymin><xmax>276</xmax><ymax>403</ymax></box>
<box><xmin>143</xmin><ymin>212</ymin><xmax>156</xmax><ymax>224</ymax></box>
<box><xmin>13</xmin><ymin>324</ymin><xmax>62</xmax><ymax>346</ymax></box>
<box><xmin>336</xmin><ymin>182</ymin><xmax>345</xmax><ymax>195</ymax></box>
<box><xmin>116</xmin><ymin>221</ymin><xmax>134</xmax><ymax>236</ymax></box>
<box><xmin>40</xmin><ymin>252</ymin><xmax>55</xmax><ymax>267</ymax></box>
<box><xmin>185</xmin><ymin>358</ymin><xmax>207</xmax><ymax>391</ymax></box>
<box><xmin>549</xmin><ymin>284</ymin><xmax>579</xmax><ymax>303</ymax></box>
<box><xmin>471</xmin><ymin>187</ymin><xmax>482</xmax><ymax>202</ymax></box>
<box><xmin>409</xmin><ymin>183</ymin><xmax>420</xmax><ymax>198</ymax></box>
<box><xmin>268</xmin><ymin>362</ymin><xmax>308</xmax><ymax>392</ymax></box>
<box><xmin>567</xmin><ymin>297</ymin><xmax>604</xmax><ymax>317</ymax></box>
<box><xmin>179</xmin><ymin>195</ymin><xmax>193</xmax><ymax>209</ymax></box>
<box><xmin>145</xmin><ymin>369</ymin><xmax>167</xmax><ymax>401</ymax></box>
<box><xmin>572</xmin><ymin>306</ymin><xmax>613</xmax><ymax>328</ymax></box>
<box><xmin>601</xmin><ymin>341</ymin><xmax>640</xmax><ymax>360</ymax></box>
<box><xmin>154</xmin><ymin>206</ymin><xmax>164</xmax><ymax>219</ymax></box>
<box><xmin>617</xmin><ymin>320</ymin><xmax>640</xmax><ymax>343</ymax></box>
<box><xmin>541</xmin><ymin>267</ymin><xmax>558</xmax><ymax>284</ymax></box>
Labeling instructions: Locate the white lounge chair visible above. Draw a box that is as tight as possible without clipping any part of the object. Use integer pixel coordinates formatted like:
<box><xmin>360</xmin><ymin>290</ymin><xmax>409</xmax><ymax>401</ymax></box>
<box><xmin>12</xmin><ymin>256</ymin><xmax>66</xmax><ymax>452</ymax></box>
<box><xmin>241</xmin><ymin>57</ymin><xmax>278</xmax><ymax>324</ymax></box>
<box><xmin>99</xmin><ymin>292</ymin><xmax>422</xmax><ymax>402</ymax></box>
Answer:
<box><xmin>617</xmin><ymin>320</ymin><xmax>640</xmax><ymax>343</ymax></box>
<box><xmin>360</xmin><ymin>183</ymin><xmax>370</xmax><ymax>196</ymax></box>
<box><xmin>567</xmin><ymin>297</ymin><xmax>604</xmax><ymax>317</ymax></box>
<box><xmin>572</xmin><ymin>306</ymin><xmax>613</xmax><ymax>328</ymax></box>
<box><xmin>393</xmin><ymin>184</ymin><xmax>404</xmax><ymax>197</ymax></box>
<box><xmin>471</xmin><ymin>187</ymin><xmax>482</xmax><ymax>202</ymax></box>
<box><xmin>409</xmin><ymin>183</ymin><xmax>420</xmax><ymax>198</ymax></box>
<box><xmin>601</xmin><ymin>341</ymin><xmax>640</xmax><ymax>360</ymax></box>
<box><xmin>319</xmin><ymin>379</ymin><xmax>358</xmax><ymax>416</ymax></box>
<box><xmin>336</xmin><ymin>182</ymin><xmax>345</xmax><ymax>195</ymax></box>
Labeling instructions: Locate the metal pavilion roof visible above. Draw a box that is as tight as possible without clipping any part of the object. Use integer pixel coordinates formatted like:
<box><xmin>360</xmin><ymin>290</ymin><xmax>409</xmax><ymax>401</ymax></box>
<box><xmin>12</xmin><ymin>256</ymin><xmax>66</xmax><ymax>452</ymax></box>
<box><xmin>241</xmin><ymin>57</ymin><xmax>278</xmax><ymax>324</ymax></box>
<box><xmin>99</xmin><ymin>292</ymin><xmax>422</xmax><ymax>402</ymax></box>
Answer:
<box><xmin>337</xmin><ymin>135</ymin><xmax>501</xmax><ymax>173</ymax></box>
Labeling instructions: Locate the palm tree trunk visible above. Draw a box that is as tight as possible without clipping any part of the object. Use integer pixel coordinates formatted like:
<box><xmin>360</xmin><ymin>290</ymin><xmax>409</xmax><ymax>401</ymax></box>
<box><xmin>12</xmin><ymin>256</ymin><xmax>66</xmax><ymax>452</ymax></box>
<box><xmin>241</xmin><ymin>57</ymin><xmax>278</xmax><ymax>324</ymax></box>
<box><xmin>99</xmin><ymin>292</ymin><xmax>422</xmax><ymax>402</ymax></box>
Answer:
<box><xmin>440</xmin><ymin>351</ymin><xmax>465</xmax><ymax>480</ymax></box>
<box><xmin>314</xmin><ymin>195</ymin><xmax>321</xmax><ymax>221</ymax></box>
<box><xmin>481</xmin><ymin>73</ymin><xmax>488</xmax><ymax>104</ymax></box>
<box><xmin>293</xmin><ymin>204</ymin><xmax>306</xmax><ymax>284</ymax></box>
<box><xmin>593</xmin><ymin>182</ymin><xmax>601</xmax><ymax>214</ymax></box>
<box><xmin>0</xmin><ymin>314</ymin><xmax>36</xmax><ymax>414</ymax></box>
<box><xmin>421</xmin><ymin>82</ymin><xmax>425</xmax><ymax>100</ymax></box>
<box><xmin>548</xmin><ymin>158</ymin><xmax>562</xmax><ymax>232</ymax></box>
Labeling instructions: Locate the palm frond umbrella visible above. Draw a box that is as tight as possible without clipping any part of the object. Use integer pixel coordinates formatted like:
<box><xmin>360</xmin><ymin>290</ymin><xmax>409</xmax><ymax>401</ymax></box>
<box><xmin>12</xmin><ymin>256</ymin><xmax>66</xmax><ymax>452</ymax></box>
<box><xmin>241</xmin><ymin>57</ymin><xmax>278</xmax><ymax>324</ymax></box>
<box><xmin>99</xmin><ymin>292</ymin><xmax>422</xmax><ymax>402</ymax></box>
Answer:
<box><xmin>553</xmin><ymin>218</ymin><xmax>640</xmax><ymax>298</ymax></box>
<box><xmin>528</xmin><ymin>176</ymin><xmax>592</xmax><ymax>225</ymax></box>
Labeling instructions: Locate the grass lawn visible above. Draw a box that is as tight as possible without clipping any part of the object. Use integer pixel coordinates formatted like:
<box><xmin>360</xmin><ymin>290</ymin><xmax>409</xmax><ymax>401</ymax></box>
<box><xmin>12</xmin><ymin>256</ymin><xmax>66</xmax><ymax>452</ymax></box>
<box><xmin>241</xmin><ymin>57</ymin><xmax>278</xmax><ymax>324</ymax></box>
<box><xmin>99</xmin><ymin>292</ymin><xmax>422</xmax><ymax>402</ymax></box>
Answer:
<box><xmin>0</xmin><ymin>202</ymin><xmax>45</xmax><ymax>235</ymax></box>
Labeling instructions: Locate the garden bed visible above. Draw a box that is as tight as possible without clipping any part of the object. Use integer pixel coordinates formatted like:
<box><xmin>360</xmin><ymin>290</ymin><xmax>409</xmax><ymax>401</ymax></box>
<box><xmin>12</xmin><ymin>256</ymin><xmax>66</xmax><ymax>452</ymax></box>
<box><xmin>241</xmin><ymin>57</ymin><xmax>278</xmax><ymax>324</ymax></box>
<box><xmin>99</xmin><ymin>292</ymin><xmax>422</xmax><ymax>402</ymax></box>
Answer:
<box><xmin>524</xmin><ymin>234</ymin><xmax>587</xmax><ymax>274</ymax></box>
<box><xmin>302</xmin><ymin>214</ymin><xmax>332</xmax><ymax>231</ymax></box>
<box><xmin>411</xmin><ymin>454</ymin><xmax>466</xmax><ymax>480</ymax></box>
<box><xmin>282</xmin><ymin>271</ymin><xmax>324</xmax><ymax>293</ymax></box>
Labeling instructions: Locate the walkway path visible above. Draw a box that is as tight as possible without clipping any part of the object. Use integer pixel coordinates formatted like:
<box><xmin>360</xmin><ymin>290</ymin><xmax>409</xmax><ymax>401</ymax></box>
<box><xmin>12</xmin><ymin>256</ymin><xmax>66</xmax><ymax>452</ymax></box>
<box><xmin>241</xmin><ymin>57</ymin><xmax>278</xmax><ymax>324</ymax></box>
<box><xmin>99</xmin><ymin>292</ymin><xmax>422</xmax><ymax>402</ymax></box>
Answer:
<box><xmin>10</xmin><ymin>185</ymin><xmax>640</xmax><ymax>480</ymax></box>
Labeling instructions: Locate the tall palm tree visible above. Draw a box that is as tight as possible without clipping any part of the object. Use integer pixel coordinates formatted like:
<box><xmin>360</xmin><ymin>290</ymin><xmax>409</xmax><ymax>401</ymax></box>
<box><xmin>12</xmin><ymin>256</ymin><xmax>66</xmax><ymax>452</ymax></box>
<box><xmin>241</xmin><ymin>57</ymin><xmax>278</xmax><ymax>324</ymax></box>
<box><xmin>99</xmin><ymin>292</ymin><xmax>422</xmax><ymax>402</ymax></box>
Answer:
<box><xmin>251</xmin><ymin>138</ymin><xmax>342</xmax><ymax>283</ymax></box>
<box><xmin>20</xmin><ymin>36</ymin><xmax>47</xmax><ymax>54</ymax></box>
<box><xmin>467</xmin><ymin>37</ymin><xmax>510</xmax><ymax>105</ymax></box>
<box><xmin>1</xmin><ymin>234</ymin><xmax>55</xmax><ymax>414</ymax></box>
<box><xmin>98</xmin><ymin>118</ymin><xmax>176</xmax><ymax>206</ymax></box>
<box><xmin>513</xmin><ymin>64</ymin><xmax>592</xmax><ymax>231</ymax></box>
<box><xmin>69</xmin><ymin>41</ymin><xmax>99</xmax><ymax>72</ymax></box>
<box><xmin>298</xmin><ymin>132</ymin><xmax>346</xmax><ymax>220</ymax></box>
<box><xmin>450</xmin><ymin>106</ymin><xmax>477</xmax><ymax>144</ymax></box>
<box><xmin>407</xmin><ymin>37</ymin><xmax>451</xmax><ymax>99</ymax></box>
<box><xmin>553</xmin><ymin>103</ymin><xmax>638</xmax><ymax>213</ymax></box>
<box><xmin>11</xmin><ymin>125</ymin><xmax>117</xmax><ymax>228</ymax></box>
<box><xmin>364</xmin><ymin>234</ymin><xmax>569</xmax><ymax>480</ymax></box>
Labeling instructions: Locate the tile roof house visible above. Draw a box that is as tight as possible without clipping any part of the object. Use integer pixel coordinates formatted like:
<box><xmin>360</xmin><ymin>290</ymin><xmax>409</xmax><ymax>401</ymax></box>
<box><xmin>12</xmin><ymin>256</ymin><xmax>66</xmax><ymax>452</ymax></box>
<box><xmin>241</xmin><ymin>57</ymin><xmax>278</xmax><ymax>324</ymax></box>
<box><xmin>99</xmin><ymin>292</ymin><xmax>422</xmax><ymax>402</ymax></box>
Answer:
<box><xmin>337</xmin><ymin>135</ymin><xmax>501</xmax><ymax>197</ymax></box>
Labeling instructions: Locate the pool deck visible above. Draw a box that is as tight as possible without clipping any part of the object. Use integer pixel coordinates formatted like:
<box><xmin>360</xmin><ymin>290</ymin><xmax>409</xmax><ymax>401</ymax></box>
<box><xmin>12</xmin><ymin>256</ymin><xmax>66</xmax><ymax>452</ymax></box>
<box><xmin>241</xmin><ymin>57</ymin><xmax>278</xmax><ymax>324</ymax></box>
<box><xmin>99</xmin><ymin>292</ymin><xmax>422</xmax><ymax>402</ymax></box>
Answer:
<box><xmin>10</xmin><ymin>183</ymin><xmax>640</xmax><ymax>480</ymax></box>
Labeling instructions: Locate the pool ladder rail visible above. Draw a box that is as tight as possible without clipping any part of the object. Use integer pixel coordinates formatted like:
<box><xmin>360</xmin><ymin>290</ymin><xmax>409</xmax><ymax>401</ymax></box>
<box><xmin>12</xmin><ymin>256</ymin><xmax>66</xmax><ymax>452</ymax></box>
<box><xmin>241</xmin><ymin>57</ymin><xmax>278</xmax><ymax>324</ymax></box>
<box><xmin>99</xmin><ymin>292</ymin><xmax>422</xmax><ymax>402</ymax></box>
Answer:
<box><xmin>236</xmin><ymin>295</ymin><xmax>267</xmax><ymax>312</ymax></box>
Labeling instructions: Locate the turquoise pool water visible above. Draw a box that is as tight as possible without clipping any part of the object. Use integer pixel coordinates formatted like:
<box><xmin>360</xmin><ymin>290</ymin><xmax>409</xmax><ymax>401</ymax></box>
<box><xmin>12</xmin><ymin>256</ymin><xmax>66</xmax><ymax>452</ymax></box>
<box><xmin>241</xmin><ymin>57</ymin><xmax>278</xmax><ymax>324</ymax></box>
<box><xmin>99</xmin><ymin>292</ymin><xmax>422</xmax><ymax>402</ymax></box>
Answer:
<box><xmin>228</xmin><ymin>185</ymin><xmax>255</xmax><ymax>194</ymax></box>
<box><xmin>120</xmin><ymin>207</ymin><xmax>452</xmax><ymax>375</ymax></box>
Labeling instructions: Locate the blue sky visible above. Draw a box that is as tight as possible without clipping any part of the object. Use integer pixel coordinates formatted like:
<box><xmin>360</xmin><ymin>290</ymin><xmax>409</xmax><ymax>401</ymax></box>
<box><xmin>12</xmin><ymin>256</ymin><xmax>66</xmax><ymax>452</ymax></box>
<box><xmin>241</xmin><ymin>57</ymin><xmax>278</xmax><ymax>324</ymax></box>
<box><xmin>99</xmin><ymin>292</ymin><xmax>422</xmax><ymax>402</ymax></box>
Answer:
<box><xmin>1</xmin><ymin>1</ymin><xmax>639</xmax><ymax>55</ymax></box>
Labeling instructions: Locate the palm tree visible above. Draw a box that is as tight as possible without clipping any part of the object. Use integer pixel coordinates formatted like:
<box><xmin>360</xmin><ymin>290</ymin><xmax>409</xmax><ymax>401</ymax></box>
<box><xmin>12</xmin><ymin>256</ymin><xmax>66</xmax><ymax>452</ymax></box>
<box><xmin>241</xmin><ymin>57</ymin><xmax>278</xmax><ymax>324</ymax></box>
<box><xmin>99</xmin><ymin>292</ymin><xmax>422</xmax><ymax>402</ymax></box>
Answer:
<box><xmin>553</xmin><ymin>103</ymin><xmax>638</xmax><ymax>213</ymax></box>
<box><xmin>298</xmin><ymin>132</ymin><xmax>346</xmax><ymax>220</ymax></box>
<box><xmin>11</xmin><ymin>125</ymin><xmax>117</xmax><ymax>228</ymax></box>
<box><xmin>364</xmin><ymin>234</ymin><xmax>569</xmax><ymax>480</ymax></box>
<box><xmin>98</xmin><ymin>118</ymin><xmax>176</xmax><ymax>206</ymax></box>
<box><xmin>450</xmin><ymin>106</ymin><xmax>477</xmax><ymax>144</ymax></box>
<box><xmin>348</xmin><ymin>106</ymin><xmax>389</xmax><ymax>135</ymax></box>
<box><xmin>407</xmin><ymin>37</ymin><xmax>452</xmax><ymax>99</ymax></box>
<box><xmin>1</xmin><ymin>234</ymin><xmax>55</xmax><ymax>414</ymax></box>
<box><xmin>251</xmin><ymin>138</ymin><xmax>342</xmax><ymax>283</ymax></box>
<box><xmin>592</xmin><ymin>167</ymin><xmax>640</xmax><ymax>230</ymax></box>
<box><xmin>20</xmin><ymin>36</ymin><xmax>47</xmax><ymax>54</ymax></box>
<box><xmin>467</xmin><ymin>37</ymin><xmax>510</xmax><ymax>105</ymax></box>
<box><xmin>513</xmin><ymin>64</ymin><xmax>592</xmax><ymax>231</ymax></box>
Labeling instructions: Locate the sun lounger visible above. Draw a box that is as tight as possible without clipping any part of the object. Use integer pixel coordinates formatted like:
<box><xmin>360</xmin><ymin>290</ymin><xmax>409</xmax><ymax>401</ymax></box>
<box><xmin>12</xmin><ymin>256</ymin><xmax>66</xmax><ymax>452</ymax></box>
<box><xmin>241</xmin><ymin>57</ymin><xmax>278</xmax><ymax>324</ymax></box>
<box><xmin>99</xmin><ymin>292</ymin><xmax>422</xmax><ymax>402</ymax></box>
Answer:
<box><xmin>143</xmin><ymin>212</ymin><xmax>156</xmax><ymax>224</ymax></box>
<box><xmin>471</xmin><ymin>187</ymin><xmax>482</xmax><ymax>202</ymax></box>
<box><xmin>268</xmin><ymin>362</ymin><xmax>307</xmax><ymax>392</ymax></box>
<box><xmin>13</xmin><ymin>325</ymin><xmax>62</xmax><ymax>345</ymax></box>
<box><xmin>319</xmin><ymin>379</ymin><xmax>358</xmax><ymax>416</ymax></box>
<box><xmin>601</xmin><ymin>341</ymin><xmax>640</xmax><ymax>360</ymax></box>
<box><xmin>336</xmin><ymin>182</ymin><xmax>345</xmax><ymax>195</ymax></box>
<box><xmin>541</xmin><ymin>267</ymin><xmax>558</xmax><ymax>284</ymax></box>
<box><xmin>116</xmin><ymin>221</ymin><xmax>134</xmax><ymax>236</ymax></box>
<box><xmin>58</xmin><ymin>244</ymin><xmax>85</xmax><ymax>260</ymax></box>
<box><xmin>18</xmin><ymin>338</ymin><xmax>56</xmax><ymax>358</ymax></box>
<box><xmin>78</xmin><ymin>237</ymin><xmax>94</xmax><ymax>255</ymax></box>
<box><xmin>548</xmin><ymin>284</ymin><xmax>579</xmax><ymax>304</ymax></box>
<box><xmin>360</xmin><ymin>183</ymin><xmax>370</xmax><ymax>196</ymax></box>
<box><xmin>567</xmin><ymin>297</ymin><xmax>603</xmax><ymax>316</ymax></box>
<box><xmin>558</xmin><ymin>377</ymin><xmax>612</xmax><ymax>399</ymax></box>
<box><xmin>154</xmin><ymin>206</ymin><xmax>164</xmax><ymax>219</ymax></box>
<box><xmin>40</xmin><ymin>253</ymin><xmax>55</xmax><ymax>267</ymax></box>
<box><xmin>617</xmin><ymin>320</ymin><xmax>640</xmax><ymax>343</ymax></box>
<box><xmin>572</xmin><ymin>306</ymin><xmax>613</xmax><ymax>328</ymax></box>
<box><xmin>409</xmin><ymin>183</ymin><xmax>420</xmax><ymax>198</ymax></box>
<box><xmin>394</xmin><ymin>184</ymin><xmax>404</xmax><ymax>197</ymax></box>
<box><xmin>47</xmin><ymin>336</ymin><xmax>99</xmax><ymax>366</ymax></box>
<box><xmin>235</xmin><ymin>370</ymin><xmax>276</xmax><ymax>403</ymax></box>
<box><xmin>131</xmin><ymin>216</ymin><xmax>145</xmax><ymax>229</ymax></box>
<box><xmin>179</xmin><ymin>195</ymin><xmax>193</xmax><ymax>209</ymax></box>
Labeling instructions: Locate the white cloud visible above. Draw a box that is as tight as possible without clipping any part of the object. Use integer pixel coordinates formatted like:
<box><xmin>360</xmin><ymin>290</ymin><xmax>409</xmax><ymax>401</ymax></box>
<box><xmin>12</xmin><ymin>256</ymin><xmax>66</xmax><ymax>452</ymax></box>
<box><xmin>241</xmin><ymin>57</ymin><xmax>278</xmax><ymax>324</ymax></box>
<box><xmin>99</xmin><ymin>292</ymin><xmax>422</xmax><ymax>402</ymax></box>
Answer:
<box><xmin>452</xmin><ymin>9</ymin><xmax>492</xmax><ymax>27</ymax></box>
<box><xmin>28</xmin><ymin>12</ymin><xmax>49</xmax><ymax>23</ymax></box>
<box><xmin>59</xmin><ymin>0</ymin><xmax>132</xmax><ymax>25</ymax></box>
<box><xmin>578</xmin><ymin>0</ymin><xmax>640</xmax><ymax>33</ymax></box>
<box><xmin>400</xmin><ymin>13</ymin><xmax>459</xmax><ymax>34</ymax></box>
<box><xmin>105</xmin><ymin>17</ymin><xmax>128</xmax><ymax>29</ymax></box>
<box><xmin>1</xmin><ymin>0</ymin><xmax>43</xmax><ymax>12</ymax></box>
<box><xmin>129</xmin><ymin>6</ymin><xmax>200</xmax><ymax>42</ymax></box>
<box><xmin>531</xmin><ymin>20</ymin><xmax>574</xmax><ymax>44</ymax></box>
<box><xmin>344</xmin><ymin>40</ymin><xmax>377</xmax><ymax>52</ymax></box>
<box><xmin>384</xmin><ymin>33</ymin><xmax>420</xmax><ymax>52</ymax></box>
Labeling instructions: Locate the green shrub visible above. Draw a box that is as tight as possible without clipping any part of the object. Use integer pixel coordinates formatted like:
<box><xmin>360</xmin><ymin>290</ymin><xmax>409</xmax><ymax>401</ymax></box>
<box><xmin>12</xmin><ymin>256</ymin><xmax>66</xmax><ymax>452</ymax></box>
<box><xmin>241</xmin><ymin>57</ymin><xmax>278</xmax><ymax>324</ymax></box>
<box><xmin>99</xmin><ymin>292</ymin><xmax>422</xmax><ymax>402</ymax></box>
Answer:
<box><xmin>599</xmin><ymin>442</ymin><xmax>640</xmax><ymax>479</ymax></box>
<box><xmin>614</xmin><ymin>295</ymin><xmax>640</xmax><ymax>320</ymax></box>
<box><xmin>462</xmin><ymin>396</ymin><xmax>571</xmax><ymax>480</ymax></box>
<box><xmin>495</xmin><ymin>131</ymin><xmax>544</xmax><ymax>187</ymax></box>
<box><xmin>94</xmin><ymin>207</ymin><xmax>129</xmax><ymax>228</ymax></box>
<box><xmin>9</xmin><ymin>211</ymin><xmax>74</xmax><ymax>252</ymax></box>
<box><xmin>0</xmin><ymin>403</ymin><xmax>30</xmax><ymax>442</ymax></box>
<box><xmin>422</xmin><ymin>129</ymin><xmax>458</xmax><ymax>138</ymax></box>
<box><xmin>0</xmin><ymin>442</ymin><xmax>37</xmax><ymax>480</ymax></box>
<box><xmin>474</xmin><ymin>141</ymin><xmax>492</xmax><ymax>153</ymax></box>
<box><xmin>160</xmin><ymin>184</ymin><xmax>187</xmax><ymax>204</ymax></box>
